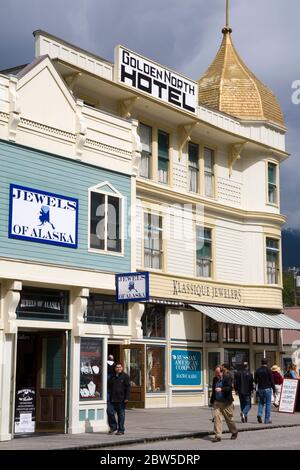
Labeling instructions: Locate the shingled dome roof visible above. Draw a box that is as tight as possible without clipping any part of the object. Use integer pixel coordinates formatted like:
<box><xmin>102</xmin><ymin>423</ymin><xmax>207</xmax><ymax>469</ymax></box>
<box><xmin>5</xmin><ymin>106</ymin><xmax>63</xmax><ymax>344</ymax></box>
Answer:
<box><xmin>197</xmin><ymin>28</ymin><xmax>285</xmax><ymax>128</ymax></box>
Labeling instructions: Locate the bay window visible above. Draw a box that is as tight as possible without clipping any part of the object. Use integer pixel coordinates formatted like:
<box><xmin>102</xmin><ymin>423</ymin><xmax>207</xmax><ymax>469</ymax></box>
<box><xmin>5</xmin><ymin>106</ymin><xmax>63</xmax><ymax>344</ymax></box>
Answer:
<box><xmin>266</xmin><ymin>238</ymin><xmax>280</xmax><ymax>284</ymax></box>
<box><xmin>268</xmin><ymin>162</ymin><xmax>278</xmax><ymax>204</ymax></box>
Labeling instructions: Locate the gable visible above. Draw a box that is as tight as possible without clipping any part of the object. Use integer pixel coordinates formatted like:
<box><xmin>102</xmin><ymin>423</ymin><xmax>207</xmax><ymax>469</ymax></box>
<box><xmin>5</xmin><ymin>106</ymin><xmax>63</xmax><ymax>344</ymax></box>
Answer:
<box><xmin>17</xmin><ymin>58</ymin><xmax>76</xmax><ymax>134</ymax></box>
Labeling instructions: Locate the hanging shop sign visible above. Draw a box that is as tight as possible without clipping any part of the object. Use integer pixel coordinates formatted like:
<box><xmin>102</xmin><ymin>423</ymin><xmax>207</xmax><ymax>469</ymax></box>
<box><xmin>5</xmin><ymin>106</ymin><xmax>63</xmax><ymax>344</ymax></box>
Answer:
<box><xmin>115</xmin><ymin>46</ymin><xmax>198</xmax><ymax>114</ymax></box>
<box><xmin>14</xmin><ymin>388</ymin><xmax>36</xmax><ymax>434</ymax></box>
<box><xmin>278</xmin><ymin>379</ymin><xmax>299</xmax><ymax>414</ymax></box>
<box><xmin>9</xmin><ymin>184</ymin><xmax>78</xmax><ymax>248</ymax></box>
<box><xmin>171</xmin><ymin>349</ymin><xmax>202</xmax><ymax>386</ymax></box>
<box><xmin>116</xmin><ymin>272</ymin><xmax>150</xmax><ymax>303</ymax></box>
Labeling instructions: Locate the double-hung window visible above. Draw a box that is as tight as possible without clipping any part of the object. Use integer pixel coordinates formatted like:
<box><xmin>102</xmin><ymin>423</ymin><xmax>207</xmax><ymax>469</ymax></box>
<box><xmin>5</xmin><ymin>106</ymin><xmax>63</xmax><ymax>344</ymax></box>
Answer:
<box><xmin>90</xmin><ymin>190</ymin><xmax>122</xmax><ymax>253</ymax></box>
<box><xmin>188</xmin><ymin>142</ymin><xmax>199</xmax><ymax>193</ymax></box>
<box><xmin>266</xmin><ymin>238</ymin><xmax>280</xmax><ymax>284</ymax></box>
<box><xmin>204</xmin><ymin>147</ymin><xmax>215</xmax><ymax>197</ymax></box>
<box><xmin>268</xmin><ymin>162</ymin><xmax>278</xmax><ymax>204</ymax></box>
<box><xmin>158</xmin><ymin>130</ymin><xmax>169</xmax><ymax>184</ymax></box>
<box><xmin>196</xmin><ymin>226</ymin><xmax>212</xmax><ymax>278</ymax></box>
<box><xmin>144</xmin><ymin>213</ymin><xmax>163</xmax><ymax>269</ymax></box>
<box><xmin>138</xmin><ymin>123</ymin><xmax>152</xmax><ymax>179</ymax></box>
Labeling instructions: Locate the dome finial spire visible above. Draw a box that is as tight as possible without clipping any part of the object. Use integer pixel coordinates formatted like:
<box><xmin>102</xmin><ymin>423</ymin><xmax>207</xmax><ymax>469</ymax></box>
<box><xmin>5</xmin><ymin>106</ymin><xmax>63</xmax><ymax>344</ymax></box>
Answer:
<box><xmin>222</xmin><ymin>0</ymin><xmax>232</xmax><ymax>34</ymax></box>
<box><xmin>226</xmin><ymin>0</ymin><xmax>229</xmax><ymax>28</ymax></box>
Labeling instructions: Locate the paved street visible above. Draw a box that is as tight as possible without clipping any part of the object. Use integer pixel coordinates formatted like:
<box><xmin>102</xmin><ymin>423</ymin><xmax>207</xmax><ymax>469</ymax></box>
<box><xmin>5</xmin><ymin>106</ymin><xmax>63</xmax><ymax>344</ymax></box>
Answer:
<box><xmin>0</xmin><ymin>406</ymin><xmax>299</xmax><ymax>450</ymax></box>
<box><xmin>101</xmin><ymin>427</ymin><xmax>300</xmax><ymax>450</ymax></box>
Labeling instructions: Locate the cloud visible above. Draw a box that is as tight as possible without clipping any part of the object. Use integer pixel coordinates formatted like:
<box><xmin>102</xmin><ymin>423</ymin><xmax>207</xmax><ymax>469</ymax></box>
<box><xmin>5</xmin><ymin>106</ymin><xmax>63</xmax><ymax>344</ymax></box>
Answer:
<box><xmin>0</xmin><ymin>0</ymin><xmax>299</xmax><ymax>228</ymax></box>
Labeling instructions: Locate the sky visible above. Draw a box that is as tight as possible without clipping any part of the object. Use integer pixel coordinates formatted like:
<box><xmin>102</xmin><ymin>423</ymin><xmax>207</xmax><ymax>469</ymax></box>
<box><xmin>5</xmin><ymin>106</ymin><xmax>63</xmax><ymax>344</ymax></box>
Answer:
<box><xmin>0</xmin><ymin>0</ymin><xmax>299</xmax><ymax>229</ymax></box>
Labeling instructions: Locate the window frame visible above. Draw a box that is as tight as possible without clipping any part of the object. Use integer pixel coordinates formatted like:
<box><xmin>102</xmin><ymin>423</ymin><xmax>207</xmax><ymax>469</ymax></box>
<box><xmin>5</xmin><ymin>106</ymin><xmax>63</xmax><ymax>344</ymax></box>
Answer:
<box><xmin>205</xmin><ymin>317</ymin><xmax>219</xmax><ymax>343</ymax></box>
<box><xmin>146</xmin><ymin>345</ymin><xmax>166</xmax><ymax>393</ymax></box>
<box><xmin>88</xmin><ymin>182</ymin><xmax>124</xmax><ymax>256</ymax></box>
<box><xmin>187</xmin><ymin>142</ymin><xmax>200</xmax><ymax>193</ymax></box>
<box><xmin>195</xmin><ymin>225</ymin><xmax>213</xmax><ymax>279</ymax></box>
<box><xmin>252</xmin><ymin>327</ymin><xmax>278</xmax><ymax>345</ymax></box>
<box><xmin>142</xmin><ymin>304</ymin><xmax>166</xmax><ymax>339</ymax></box>
<box><xmin>222</xmin><ymin>324</ymin><xmax>249</xmax><ymax>344</ymax></box>
<box><xmin>265</xmin><ymin>236</ymin><xmax>281</xmax><ymax>285</ymax></box>
<box><xmin>157</xmin><ymin>129</ymin><xmax>170</xmax><ymax>185</ymax></box>
<box><xmin>143</xmin><ymin>211</ymin><xmax>164</xmax><ymax>271</ymax></box>
<box><xmin>266</xmin><ymin>160</ymin><xmax>279</xmax><ymax>207</ymax></box>
<box><xmin>138</xmin><ymin>122</ymin><xmax>152</xmax><ymax>179</ymax></box>
<box><xmin>85</xmin><ymin>293</ymin><xmax>128</xmax><ymax>326</ymax></box>
<box><xmin>203</xmin><ymin>146</ymin><xmax>216</xmax><ymax>198</ymax></box>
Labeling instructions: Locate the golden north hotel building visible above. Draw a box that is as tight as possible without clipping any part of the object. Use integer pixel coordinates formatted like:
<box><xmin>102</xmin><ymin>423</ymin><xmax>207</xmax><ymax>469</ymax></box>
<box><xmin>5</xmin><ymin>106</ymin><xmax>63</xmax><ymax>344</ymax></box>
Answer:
<box><xmin>0</xmin><ymin>14</ymin><xmax>299</xmax><ymax>440</ymax></box>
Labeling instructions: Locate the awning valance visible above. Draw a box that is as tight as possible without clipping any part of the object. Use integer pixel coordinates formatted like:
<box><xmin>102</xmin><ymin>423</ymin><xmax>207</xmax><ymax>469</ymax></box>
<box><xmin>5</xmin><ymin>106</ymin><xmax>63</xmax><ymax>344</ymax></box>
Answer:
<box><xmin>189</xmin><ymin>304</ymin><xmax>300</xmax><ymax>330</ymax></box>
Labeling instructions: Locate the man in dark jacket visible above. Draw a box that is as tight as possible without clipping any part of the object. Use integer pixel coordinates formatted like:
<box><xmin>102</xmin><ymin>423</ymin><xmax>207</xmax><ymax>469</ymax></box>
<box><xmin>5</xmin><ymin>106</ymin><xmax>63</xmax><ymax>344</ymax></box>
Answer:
<box><xmin>107</xmin><ymin>363</ymin><xmax>131</xmax><ymax>435</ymax></box>
<box><xmin>234</xmin><ymin>362</ymin><xmax>254</xmax><ymax>423</ymax></box>
<box><xmin>254</xmin><ymin>359</ymin><xmax>275</xmax><ymax>424</ymax></box>
<box><xmin>210</xmin><ymin>366</ymin><xmax>238</xmax><ymax>442</ymax></box>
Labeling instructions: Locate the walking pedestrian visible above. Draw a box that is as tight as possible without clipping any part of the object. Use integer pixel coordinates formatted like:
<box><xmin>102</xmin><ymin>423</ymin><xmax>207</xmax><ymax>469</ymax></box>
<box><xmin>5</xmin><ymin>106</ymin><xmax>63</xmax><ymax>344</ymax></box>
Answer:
<box><xmin>210</xmin><ymin>366</ymin><xmax>238</xmax><ymax>442</ymax></box>
<box><xmin>271</xmin><ymin>365</ymin><xmax>283</xmax><ymax>408</ymax></box>
<box><xmin>254</xmin><ymin>359</ymin><xmax>275</xmax><ymax>424</ymax></box>
<box><xmin>234</xmin><ymin>362</ymin><xmax>254</xmax><ymax>423</ymax></box>
<box><xmin>285</xmin><ymin>363</ymin><xmax>300</xmax><ymax>380</ymax></box>
<box><xmin>107</xmin><ymin>363</ymin><xmax>130</xmax><ymax>435</ymax></box>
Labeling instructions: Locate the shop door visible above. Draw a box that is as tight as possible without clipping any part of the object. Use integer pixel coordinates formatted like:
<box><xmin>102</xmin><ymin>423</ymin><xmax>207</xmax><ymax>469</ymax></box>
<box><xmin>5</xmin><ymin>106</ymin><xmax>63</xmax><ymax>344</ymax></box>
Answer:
<box><xmin>120</xmin><ymin>344</ymin><xmax>145</xmax><ymax>408</ymax></box>
<box><xmin>36</xmin><ymin>332</ymin><xmax>66</xmax><ymax>432</ymax></box>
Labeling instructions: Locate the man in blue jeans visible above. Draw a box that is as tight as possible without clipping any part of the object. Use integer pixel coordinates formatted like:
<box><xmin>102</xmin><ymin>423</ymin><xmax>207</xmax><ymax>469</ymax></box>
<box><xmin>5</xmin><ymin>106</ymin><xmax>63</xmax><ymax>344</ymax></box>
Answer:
<box><xmin>234</xmin><ymin>362</ymin><xmax>254</xmax><ymax>423</ymax></box>
<box><xmin>254</xmin><ymin>359</ymin><xmax>275</xmax><ymax>424</ymax></box>
<box><xmin>107</xmin><ymin>363</ymin><xmax>131</xmax><ymax>435</ymax></box>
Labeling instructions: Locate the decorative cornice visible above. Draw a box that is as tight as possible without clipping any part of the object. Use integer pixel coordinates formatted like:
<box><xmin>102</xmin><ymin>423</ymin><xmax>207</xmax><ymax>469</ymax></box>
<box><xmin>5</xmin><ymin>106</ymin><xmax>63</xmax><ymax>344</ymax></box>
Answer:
<box><xmin>1</xmin><ymin>114</ymin><xmax>132</xmax><ymax>159</ymax></box>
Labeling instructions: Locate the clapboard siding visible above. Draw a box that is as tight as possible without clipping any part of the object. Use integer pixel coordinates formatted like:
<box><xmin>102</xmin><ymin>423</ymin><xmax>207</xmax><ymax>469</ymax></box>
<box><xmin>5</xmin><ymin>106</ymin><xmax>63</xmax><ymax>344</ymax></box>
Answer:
<box><xmin>215</xmin><ymin>225</ymin><xmax>243</xmax><ymax>283</ymax></box>
<box><xmin>0</xmin><ymin>140</ymin><xmax>131</xmax><ymax>272</ymax></box>
<box><xmin>167</xmin><ymin>211</ymin><xmax>195</xmax><ymax>277</ymax></box>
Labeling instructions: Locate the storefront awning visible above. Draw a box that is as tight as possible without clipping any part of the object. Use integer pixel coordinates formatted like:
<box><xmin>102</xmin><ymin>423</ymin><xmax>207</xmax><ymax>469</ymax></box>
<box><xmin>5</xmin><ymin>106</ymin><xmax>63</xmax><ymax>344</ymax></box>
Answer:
<box><xmin>189</xmin><ymin>304</ymin><xmax>300</xmax><ymax>330</ymax></box>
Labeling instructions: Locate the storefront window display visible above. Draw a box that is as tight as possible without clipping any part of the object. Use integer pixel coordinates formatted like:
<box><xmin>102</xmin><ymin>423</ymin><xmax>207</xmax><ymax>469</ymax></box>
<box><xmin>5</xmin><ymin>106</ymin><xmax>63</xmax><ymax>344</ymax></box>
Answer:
<box><xmin>224</xmin><ymin>349</ymin><xmax>249</xmax><ymax>371</ymax></box>
<box><xmin>222</xmin><ymin>324</ymin><xmax>249</xmax><ymax>343</ymax></box>
<box><xmin>205</xmin><ymin>318</ymin><xmax>218</xmax><ymax>342</ymax></box>
<box><xmin>252</xmin><ymin>327</ymin><xmax>277</xmax><ymax>345</ymax></box>
<box><xmin>146</xmin><ymin>346</ymin><xmax>165</xmax><ymax>392</ymax></box>
<box><xmin>86</xmin><ymin>294</ymin><xmax>127</xmax><ymax>325</ymax></box>
<box><xmin>142</xmin><ymin>305</ymin><xmax>166</xmax><ymax>338</ymax></box>
<box><xmin>80</xmin><ymin>338</ymin><xmax>103</xmax><ymax>400</ymax></box>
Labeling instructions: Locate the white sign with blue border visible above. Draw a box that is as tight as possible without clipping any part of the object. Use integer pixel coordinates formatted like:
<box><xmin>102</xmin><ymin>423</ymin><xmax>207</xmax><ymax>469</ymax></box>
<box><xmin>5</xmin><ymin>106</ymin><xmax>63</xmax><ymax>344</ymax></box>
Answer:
<box><xmin>171</xmin><ymin>350</ymin><xmax>202</xmax><ymax>386</ymax></box>
<box><xmin>9</xmin><ymin>184</ymin><xmax>78</xmax><ymax>248</ymax></box>
<box><xmin>116</xmin><ymin>272</ymin><xmax>150</xmax><ymax>303</ymax></box>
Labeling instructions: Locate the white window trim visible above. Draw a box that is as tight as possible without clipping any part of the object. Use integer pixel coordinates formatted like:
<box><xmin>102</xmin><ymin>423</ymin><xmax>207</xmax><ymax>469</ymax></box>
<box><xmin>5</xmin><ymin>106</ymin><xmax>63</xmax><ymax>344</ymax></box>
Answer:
<box><xmin>266</xmin><ymin>160</ymin><xmax>279</xmax><ymax>208</ymax></box>
<box><xmin>265</xmin><ymin>236</ymin><xmax>281</xmax><ymax>286</ymax></box>
<box><xmin>195</xmin><ymin>224</ymin><xmax>213</xmax><ymax>280</ymax></box>
<box><xmin>88</xmin><ymin>181</ymin><xmax>124</xmax><ymax>256</ymax></box>
<box><xmin>143</xmin><ymin>210</ymin><xmax>164</xmax><ymax>271</ymax></box>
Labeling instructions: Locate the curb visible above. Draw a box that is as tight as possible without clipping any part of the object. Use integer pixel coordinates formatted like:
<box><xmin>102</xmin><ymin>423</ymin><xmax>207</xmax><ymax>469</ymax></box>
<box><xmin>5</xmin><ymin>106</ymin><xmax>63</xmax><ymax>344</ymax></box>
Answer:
<box><xmin>58</xmin><ymin>423</ymin><xmax>300</xmax><ymax>450</ymax></box>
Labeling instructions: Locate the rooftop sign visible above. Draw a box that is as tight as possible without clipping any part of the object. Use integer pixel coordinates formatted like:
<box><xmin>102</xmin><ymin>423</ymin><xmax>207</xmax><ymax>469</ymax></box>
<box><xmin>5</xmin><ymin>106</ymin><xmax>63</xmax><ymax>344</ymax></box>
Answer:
<box><xmin>115</xmin><ymin>46</ymin><xmax>198</xmax><ymax>114</ymax></box>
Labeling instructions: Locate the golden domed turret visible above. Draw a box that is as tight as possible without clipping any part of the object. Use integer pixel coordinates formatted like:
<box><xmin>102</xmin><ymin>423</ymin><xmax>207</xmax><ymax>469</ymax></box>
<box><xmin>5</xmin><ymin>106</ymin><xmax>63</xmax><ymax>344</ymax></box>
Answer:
<box><xmin>198</xmin><ymin>1</ymin><xmax>285</xmax><ymax>127</ymax></box>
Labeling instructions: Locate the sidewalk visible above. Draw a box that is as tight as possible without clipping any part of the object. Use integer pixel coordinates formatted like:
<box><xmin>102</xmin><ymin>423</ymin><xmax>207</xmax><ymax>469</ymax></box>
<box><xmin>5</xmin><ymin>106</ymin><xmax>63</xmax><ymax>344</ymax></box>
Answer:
<box><xmin>1</xmin><ymin>405</ymin><xmax>300</xmax><ymax>450</ymax></box>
